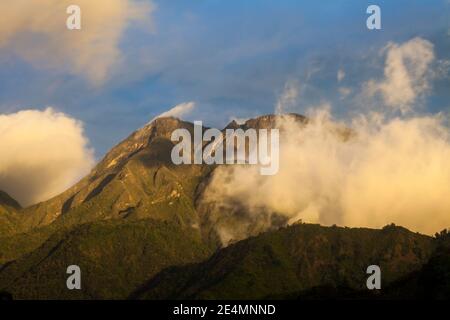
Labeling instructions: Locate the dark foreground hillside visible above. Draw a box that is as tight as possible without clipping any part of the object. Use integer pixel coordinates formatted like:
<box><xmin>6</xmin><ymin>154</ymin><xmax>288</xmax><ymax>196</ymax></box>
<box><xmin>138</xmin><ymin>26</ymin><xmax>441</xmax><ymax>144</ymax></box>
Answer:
<box><xmin>130</xmin><ymin>224</ymin><xmax>434</xmax><ymax>300</ymax></box>
<box><xmin>1</xmin><ymin>217</ymin><xmax>449</xmax><ymax>300</ymax></box>
<box><xmin>0</xmin><ymin>219</ymin><xmax>215</xmax><ymax>299</ymax></box>
<box><xmin>276</xmin><ymin>232</ymin><xmax>450</xmax><ymax>300</ymax></box>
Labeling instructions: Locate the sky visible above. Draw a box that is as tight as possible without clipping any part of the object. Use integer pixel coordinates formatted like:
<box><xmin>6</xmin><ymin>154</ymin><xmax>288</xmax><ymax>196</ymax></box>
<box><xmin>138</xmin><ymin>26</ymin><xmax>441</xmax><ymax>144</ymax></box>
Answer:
<box><xmin>0</xmin><ymin>0</ymin><xmax>450</xmax><ymax>158</ymax></box>
<box><xmin>0</xmin><ymin>0</ymin><xmax>448</xmax><ymax>158</ymax></box>
<box><xmin>0</xmin><ymin>0</ymin><xmax>449</xmax><ymax>206</ymax></box>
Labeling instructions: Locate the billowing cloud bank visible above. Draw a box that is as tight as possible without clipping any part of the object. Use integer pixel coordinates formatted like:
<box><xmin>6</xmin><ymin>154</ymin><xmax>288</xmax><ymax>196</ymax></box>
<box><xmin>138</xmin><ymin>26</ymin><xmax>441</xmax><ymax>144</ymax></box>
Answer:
<box><xmin>204</xmin><ymin>110</ymin><xmax>450</xmax><ymax>239</ymax></box>
<box><xmin>202</xmin><ymin>37</ymin><xmax>450</xmax><ymax>242</ymax></box>
<box><xmin>0</xmin><ymin>0</ymin><xmax>154</xmax><ymax>84</ymax></box>
<box><xmin>0</xmin><ymin>108</ymin><xmax>94</xmax><ymax>206</ymax></box>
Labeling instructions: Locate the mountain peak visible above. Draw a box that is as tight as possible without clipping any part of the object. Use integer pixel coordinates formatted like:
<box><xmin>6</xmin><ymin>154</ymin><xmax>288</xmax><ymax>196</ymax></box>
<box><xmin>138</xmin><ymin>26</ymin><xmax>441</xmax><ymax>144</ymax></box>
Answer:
<box><xmin>224</xmin><ymin>119</ymin><xmax>240</xmax><ymax>130</ymax></box>
<box><xmin>147</xmin><ymin>116</ymin><xmax>194</xmax><ymax>137</ymax></box>
<box><xmin>91</xmin><ymin>116</ymin><xmax>194</xmax><ymax>174</ymax></box>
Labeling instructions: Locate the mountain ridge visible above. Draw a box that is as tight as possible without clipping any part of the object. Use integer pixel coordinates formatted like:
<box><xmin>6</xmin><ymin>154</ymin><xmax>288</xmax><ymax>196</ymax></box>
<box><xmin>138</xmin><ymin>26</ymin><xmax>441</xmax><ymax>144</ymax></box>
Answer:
<box><xmin>15</xmin><ymin>113</ymin><xmax>303</xmax><ymax>231</ymax></box>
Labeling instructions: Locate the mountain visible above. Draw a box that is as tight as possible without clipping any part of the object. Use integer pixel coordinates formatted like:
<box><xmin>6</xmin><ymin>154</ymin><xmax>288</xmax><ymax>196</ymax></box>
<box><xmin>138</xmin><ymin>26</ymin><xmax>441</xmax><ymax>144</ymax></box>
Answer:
<box><xmin>0</xmin><ymin>114</ymin><xmax>307</xmax><ymax>263</ymax></box>
<box><xmin>0</xmin><ymin>114</ymin><xmax>302</xmax><ymax>298</ymax></box>
<box><xmin>0</xmin><ymin>117</ymin><xmax>212</xmax><ymax>263</ymax></box>
<box><xmin>18</xmin><ymin>117</ymin><xmax>203</xmax><ymax>230</ymax></box>
<box><xmin>0</xmin><ymin>114</ymin><xmax>448</xmax><ymax>300</ymax></box>
<box><xmin>16</xmin><ymin>114</ymin><xmax>307</xmax><ymax>233</ymax></box>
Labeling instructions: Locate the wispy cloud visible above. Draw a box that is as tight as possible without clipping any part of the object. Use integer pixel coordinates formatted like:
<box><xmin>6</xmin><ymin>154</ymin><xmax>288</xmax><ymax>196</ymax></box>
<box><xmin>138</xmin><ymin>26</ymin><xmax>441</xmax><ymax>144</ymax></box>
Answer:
<box><xmin>363</xmin><ymin>37</ymin><xmax>435</xmax><ymax>113</ymax></box>
<box><xmin>275</xmin><ymin>79</ymin><xmax>299</xmax><ymax>114</ymax></box>
<box><xmin>337</xmin><ymin>69</ymin><xmax>345</xmax><ymax>82</ymax></box>
<box><xmin>152</xmin><ymin>101</ymin><xmax>196</xmax><ymax>121</ymax></box>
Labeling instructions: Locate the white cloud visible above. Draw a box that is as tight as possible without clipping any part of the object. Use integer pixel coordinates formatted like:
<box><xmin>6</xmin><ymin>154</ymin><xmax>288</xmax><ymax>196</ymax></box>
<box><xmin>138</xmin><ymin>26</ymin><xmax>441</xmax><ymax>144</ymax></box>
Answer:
<box><xmin>364</xmin><ymin>37</ymin><xmax>435</xmax><ymax>113</ymax></box>
<box><xmin>203</xmin><ymin>110</ymin><xmax>450</xmax><ymax>244</ymax></box>
<box><xmin>338</xmin><ymin>87</ymin><xmax>352</xmax><ymax>99</ymax></box>
<box><xmin>229</xmin><ymin>116</ymin><xmax>249</xmax><ymax>125</ymax></box>
<box><xmin>275</xmin><ymin>79</ymin><xmax>299</xmax><ymax>114</ymax></box>
<box><xmin>153</xmin><ymin>101</ymin><xmax>196</xmax><ymax>121</ymax></box>
<box><xmin>0</xmin><ymin>108</ymin><xmax>94</xmax><ymax>206</ymax></box>
<box><xmin>337</xmin><ymin>69</ymin><xmax>345</xmax><ymax>82</ymax></box>
<box><xmin>0</xmin><ymin>0</ymin><xmax>154</xmax><ymax>85</ymax></box>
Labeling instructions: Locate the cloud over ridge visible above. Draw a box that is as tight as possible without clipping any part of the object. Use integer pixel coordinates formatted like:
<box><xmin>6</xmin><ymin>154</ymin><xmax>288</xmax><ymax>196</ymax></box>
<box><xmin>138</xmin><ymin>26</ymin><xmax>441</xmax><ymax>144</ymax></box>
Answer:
<box><xmin>204</xmin><ymin>109</ymin><xmax>450</xmax><ymax>241</ymax></box>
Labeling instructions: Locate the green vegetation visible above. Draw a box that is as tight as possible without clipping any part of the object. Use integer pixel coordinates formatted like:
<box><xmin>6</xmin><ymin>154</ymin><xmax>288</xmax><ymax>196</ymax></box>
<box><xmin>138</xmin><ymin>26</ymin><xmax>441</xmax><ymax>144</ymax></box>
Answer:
<box><xmin>131</xmin><ymin>224</ymin><xmax>434</xmax><ymax>299</ymax></box>
<box><xmin>0</xmin><ymin>219</ymin><xmax>215</xmax><ymax>299</ymax></box>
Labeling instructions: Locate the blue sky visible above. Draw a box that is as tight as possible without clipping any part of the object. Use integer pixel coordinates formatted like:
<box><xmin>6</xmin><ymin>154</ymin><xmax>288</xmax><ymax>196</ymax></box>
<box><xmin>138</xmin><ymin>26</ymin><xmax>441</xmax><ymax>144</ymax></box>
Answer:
<box><xmin>0</xmin><ymin>0</ymin><xmax>449</xmax><ymax>157</ymax></box>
